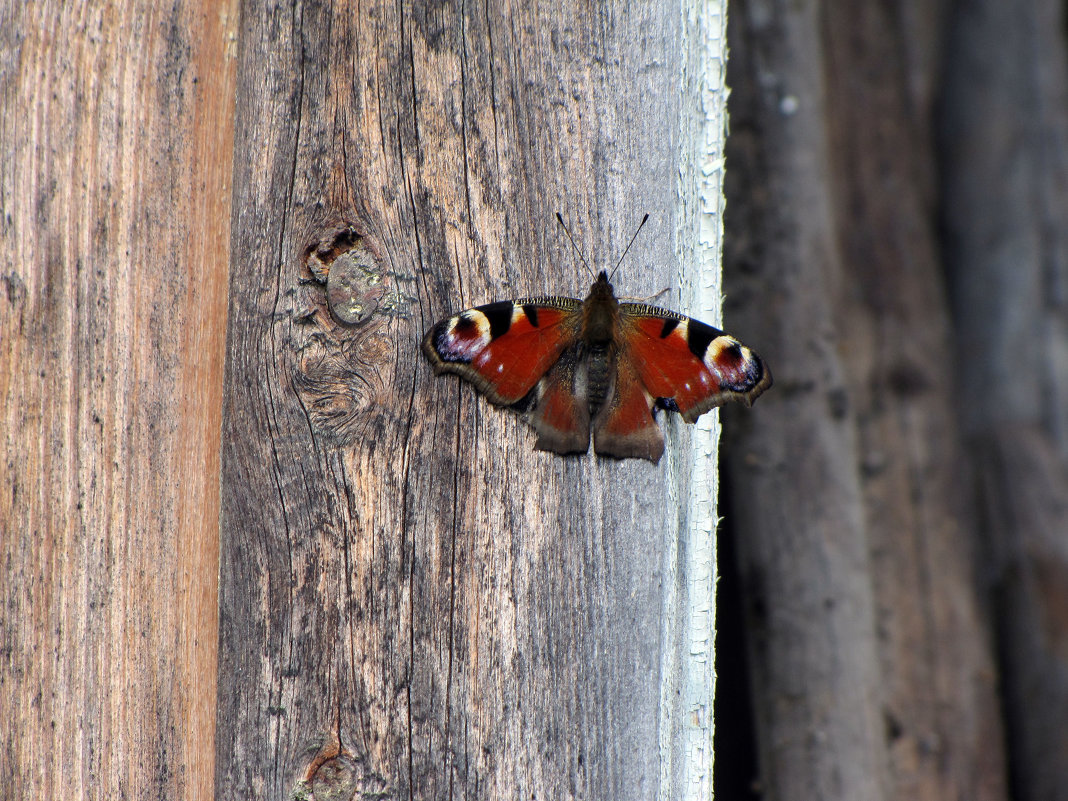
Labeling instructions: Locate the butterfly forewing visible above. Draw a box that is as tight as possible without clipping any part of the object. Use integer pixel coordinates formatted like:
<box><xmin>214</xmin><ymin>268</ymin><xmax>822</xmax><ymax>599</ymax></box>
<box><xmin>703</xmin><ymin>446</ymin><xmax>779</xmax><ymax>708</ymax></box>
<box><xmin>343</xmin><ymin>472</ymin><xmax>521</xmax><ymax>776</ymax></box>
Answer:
<box><xmin>618</xmin><ymin>302</ymin><xmax>771</xmax><ymax>422</ymax></box>
<box><xmin>422</xmin><ymin>297</ymin><xmax>582</xmax><ymax>405</ymax></box>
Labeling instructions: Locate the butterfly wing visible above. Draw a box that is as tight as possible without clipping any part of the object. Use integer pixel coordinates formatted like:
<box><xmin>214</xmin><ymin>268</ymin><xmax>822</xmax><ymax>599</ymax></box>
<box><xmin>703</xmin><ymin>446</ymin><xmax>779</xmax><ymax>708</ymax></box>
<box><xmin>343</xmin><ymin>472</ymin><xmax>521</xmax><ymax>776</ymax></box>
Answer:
<box><xmin>423</xmin><ymin>296</ymin><xmax>595</xmax><ymax>453</ymax></box>
<box><xmin>525</xmin><ymin>344</ymin><xmax>592</xmax><ymax>455</ymax></box>
<box><xmin>422</xmin><ymin>296</ymin><xmax>582</xmax><ymax>404</ymax></box>
<box><xmin>422</xmin><ymin>286</ymin><xmax>771</xmax><ymax>463</ymax></box>
<box><xmin>615</xmin><ymin>302</ymin><xmax>772</xmax><ymax>423</ymax></box>
<box><xmin>591</xmin><ymin>351</ymin><xmax>665</xmax><ymax>463</ymax></box>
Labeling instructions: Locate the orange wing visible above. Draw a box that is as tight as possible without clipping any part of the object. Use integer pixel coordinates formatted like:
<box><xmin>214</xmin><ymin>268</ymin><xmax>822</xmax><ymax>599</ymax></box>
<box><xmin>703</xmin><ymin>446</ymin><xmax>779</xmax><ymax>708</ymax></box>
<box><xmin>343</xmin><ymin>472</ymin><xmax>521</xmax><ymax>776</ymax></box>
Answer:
<box><xmin>619</xmin><ymin>303</ymin><xmax>772</xmax><ymax>423</ymax></box>
<box><xmin>422</xmin><ymin>298</ymin><xmax>581</xmax><ymax>405</ymax></box>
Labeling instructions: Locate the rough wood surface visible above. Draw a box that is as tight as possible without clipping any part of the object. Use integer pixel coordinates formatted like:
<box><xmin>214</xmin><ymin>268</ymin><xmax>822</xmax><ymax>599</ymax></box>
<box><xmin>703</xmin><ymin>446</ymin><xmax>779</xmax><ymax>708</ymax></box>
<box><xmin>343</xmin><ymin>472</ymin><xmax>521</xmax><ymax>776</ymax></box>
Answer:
<box><xmin>977</xmin><ymin>428</ymin><xmax>1068</xmax><ymax>801</ymax></box>
<box><xmin>721</xmin><ymin>1</ymin><xmax>1008</xmax><ymax>799</ymax></box>
<box><xmin>0</xmin><ymin>2</ymin><xmax>236</xmax><ymax>800</ymax></box>
<box><xmin>215</xmin><ymin>2</ymin><xmax>719</xmax><ymax>799</ymax></box>
<box><xmin>822</xmin><ymin>4</ymin><xmax>1007</xmax><ymax>799</ymax></box>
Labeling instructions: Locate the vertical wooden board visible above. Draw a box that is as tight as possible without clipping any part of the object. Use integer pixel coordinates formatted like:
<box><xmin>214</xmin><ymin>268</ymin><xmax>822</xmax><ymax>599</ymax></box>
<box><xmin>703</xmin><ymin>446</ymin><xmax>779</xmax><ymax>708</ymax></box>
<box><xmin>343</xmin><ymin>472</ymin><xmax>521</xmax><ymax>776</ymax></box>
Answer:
<box><xmin>940</xmin><ymin>1</ymin><xmax>1068</xmax><ymax>796</ymax></box>
<box><xmin>214</xmin><ymin>1</ymin><xmax>718</xmax><ymax>799</ymax></box>
<box><xmin>721</xmin><ymin>2</ymin><xmax>890</xmax><ymax>799</ymax></box>
<box><xmin>820</xmin><ymin>4</ymin><xmax>1008</xmax><ymax>800</ymax></box>
<box><xmin>0</xmin><ymin>2</ymin><xmax>236</xmax><ymax>799</ymax></box>
<box><xmin>722</xmin><ymin>2</ymin><xmax>1010</xmax><ymax>800</ymax></box>
<box><xmin>667</xmin><ymin>2</ymin><xmax>729</xmax><ymax>796</ymax></box>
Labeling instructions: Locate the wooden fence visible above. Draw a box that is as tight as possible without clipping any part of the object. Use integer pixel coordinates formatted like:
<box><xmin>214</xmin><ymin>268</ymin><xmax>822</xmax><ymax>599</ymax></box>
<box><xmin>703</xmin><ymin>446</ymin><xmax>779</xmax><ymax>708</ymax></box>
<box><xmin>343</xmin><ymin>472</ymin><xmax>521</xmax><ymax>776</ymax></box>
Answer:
<box><xmin>5</xmin><ymin>1</ymin><xmax>1068</xmax><ymax>801</ymax></box>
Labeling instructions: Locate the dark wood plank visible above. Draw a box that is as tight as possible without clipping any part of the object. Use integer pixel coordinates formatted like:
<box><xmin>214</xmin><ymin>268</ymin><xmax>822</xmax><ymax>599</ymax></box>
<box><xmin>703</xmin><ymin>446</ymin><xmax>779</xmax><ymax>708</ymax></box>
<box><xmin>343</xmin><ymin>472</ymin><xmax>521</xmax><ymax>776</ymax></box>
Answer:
<box><xmin>0</xmin><ymin>2</ymin><xmax>237</xmax><ymax>798</ymax></box>
<box><xmin>216</xmin><ymin>2</ymin><xmax>724</xmax><ymax>798</ymax></box>
<box><xmin>721</xmin><ymin>4</ymin><xmax>890</xmax><ymax>798</ymax></box>
<box><xmin>976</xmin><ymin>428</ymin><xmax>1068</xmax><ymax>801</ymax></box>
<box><xmin>941</xmin><ymin>1</ymin><xmax>1068</xmax><ymax>797</ymax></box>
<box><xmin>722</xmin><ymin>1</ymin><xmax>1009</xmax><ymax>799</ymax></box>
<box><xmin>823</xmin><ymin>3</ymin><xmax>1009</xmax><ymax>797</ymax></box>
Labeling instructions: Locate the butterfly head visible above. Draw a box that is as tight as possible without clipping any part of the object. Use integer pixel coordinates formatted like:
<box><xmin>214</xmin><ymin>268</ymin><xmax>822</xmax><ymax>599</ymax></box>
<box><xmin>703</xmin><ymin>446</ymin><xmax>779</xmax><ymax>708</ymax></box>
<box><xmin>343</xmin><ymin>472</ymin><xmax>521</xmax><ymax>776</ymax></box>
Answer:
<box><xmin>582</xmin><ymin>270</ymin><xmax>620</xmax><ymax>345</ymax></box>
<box><xmin>588</xmin><ymin>270</ymin><xmax>616</xmax><ymax>299</ymax></box>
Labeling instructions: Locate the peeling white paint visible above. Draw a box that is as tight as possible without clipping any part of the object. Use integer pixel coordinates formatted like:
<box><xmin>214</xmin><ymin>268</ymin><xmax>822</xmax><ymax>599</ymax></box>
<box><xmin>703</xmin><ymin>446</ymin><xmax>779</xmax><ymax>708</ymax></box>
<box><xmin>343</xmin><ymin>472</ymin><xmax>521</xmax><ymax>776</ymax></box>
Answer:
<box><xmin>660</xmin><ymin>0</ymin><xmax>728</xmax><ymax>798</ymax></box>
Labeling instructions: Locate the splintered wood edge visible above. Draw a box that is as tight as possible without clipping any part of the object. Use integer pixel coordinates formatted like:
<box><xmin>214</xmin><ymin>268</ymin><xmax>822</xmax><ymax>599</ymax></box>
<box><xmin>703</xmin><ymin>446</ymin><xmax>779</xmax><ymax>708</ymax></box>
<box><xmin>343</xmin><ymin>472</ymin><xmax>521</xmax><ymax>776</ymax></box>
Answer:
<box><xmin>660</xmin><ymin>1</ymin><xmax>728</xmax><ymax>797</ymax></box>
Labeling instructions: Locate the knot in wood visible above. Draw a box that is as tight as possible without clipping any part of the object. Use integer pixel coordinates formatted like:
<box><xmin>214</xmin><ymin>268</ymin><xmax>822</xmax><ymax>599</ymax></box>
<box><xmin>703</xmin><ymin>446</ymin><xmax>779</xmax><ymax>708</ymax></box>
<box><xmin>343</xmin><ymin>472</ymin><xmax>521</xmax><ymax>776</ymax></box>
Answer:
<box><xmin>303</xmin><ymin>226</ymin><xmax>388</xmax><ymax>327</ymax></box>
<box><xmin>293</xmin><ymin>223</ymin><xmax>415</xmax><ymax>445</ymax></box>
<box><xmin>326</xmin><ymin>249</ymin><xmax>384</xmax><ymax>325</ymax></box>
<box><xmin>301</xmin><ymin>752</ymin><xmax>392</xmax><ymax>801</ymax></box>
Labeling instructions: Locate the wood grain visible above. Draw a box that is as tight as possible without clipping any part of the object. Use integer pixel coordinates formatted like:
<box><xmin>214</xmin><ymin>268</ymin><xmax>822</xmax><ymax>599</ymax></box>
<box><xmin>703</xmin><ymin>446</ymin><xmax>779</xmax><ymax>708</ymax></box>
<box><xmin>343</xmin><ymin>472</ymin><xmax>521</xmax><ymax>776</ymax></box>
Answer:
<box><xmin>721</xmin><ymin>4</ymin><xmax>890</xmax><ymax>798</ymax></box>
<box><xmin>822</xmin><ymin>4</ymin><xmax>1007</xmax><ymax>799</ymax></box>
<box><xmin>215</xmin><ymin>1</ymin><xmax>722</xmax><ymax>799</ymax></box>
<box><xmin>0</xmin><ymin>2</ymin><xmax>236</xmax><ymax>799</ymax></box>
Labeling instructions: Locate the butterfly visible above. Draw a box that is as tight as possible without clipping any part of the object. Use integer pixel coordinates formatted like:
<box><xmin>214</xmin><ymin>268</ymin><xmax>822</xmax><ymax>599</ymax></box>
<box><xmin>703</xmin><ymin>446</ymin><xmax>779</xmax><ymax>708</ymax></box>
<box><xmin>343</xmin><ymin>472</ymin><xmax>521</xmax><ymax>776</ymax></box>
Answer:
<box><xmin>421</xmin><ymin>274</ymin><xmax>771</xmax><ymax>465</ymax></box>
<box><xmin>422</xmin><ymin>217</ymin><xmax>772</xmax><ymax>464</ymax></box>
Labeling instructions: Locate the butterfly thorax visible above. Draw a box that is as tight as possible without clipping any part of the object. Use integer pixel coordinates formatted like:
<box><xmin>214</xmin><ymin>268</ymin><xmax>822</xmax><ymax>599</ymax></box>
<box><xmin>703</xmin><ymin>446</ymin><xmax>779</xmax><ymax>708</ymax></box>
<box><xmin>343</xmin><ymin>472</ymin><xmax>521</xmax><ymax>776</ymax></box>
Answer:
<box><xmin>581</xmin><ymin>271</ymin><xmax>620</xmax><ymax>346</ymax></box>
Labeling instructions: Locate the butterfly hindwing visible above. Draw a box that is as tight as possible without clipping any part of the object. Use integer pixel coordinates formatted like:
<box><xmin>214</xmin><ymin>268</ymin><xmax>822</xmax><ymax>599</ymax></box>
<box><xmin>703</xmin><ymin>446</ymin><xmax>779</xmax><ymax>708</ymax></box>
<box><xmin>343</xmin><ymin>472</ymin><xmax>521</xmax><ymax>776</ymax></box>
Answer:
<box><xmin>526</xmin><ymin>345</ymin><xmax>591</xmax><ymax>455</ymax></box>
<box><xmin>591</xmin><ymin>351</ymin><xmax>664</xmax><ymax>462</ymax></box>
<box><xmin>619</xmin><ymin>302</ymin><xmax>772</xmax><ymax>422</ymax></box>
<box><xmin>422</xmin><ymin>297</ymin><xmax>581</xmax><ymax>405</ymax></box>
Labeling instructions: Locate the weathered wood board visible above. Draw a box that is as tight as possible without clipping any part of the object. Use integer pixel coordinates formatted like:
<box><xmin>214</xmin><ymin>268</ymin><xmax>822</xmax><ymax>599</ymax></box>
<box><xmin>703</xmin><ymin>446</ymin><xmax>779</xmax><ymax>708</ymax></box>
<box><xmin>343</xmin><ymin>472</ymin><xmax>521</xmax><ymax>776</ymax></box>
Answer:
<box><xmin>215</xmin><ymin>2</ymin><xmax>723</xmax><ymax>799</ymax></box>
<box><xmin>1</xmin><ymin>2</ymin><xmax>237</xmax><ymax>799</ymax></box>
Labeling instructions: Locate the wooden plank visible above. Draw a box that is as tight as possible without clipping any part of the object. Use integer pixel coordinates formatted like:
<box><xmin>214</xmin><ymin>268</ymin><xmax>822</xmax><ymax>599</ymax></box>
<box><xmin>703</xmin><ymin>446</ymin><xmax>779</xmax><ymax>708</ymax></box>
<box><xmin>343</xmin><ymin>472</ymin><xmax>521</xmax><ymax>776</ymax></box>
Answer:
<box><xmin>941</xmin><ymin>2</ymin><xmax>1068</xmax><ymax>796</ymax></box>
<box><xmin>0</xmin><ymin>2</ymin><xmax>237</xmax><ymax>799</ymax></box>
<box><xmin>720</xmin><ymin>4</ymin><xmax>890</xmax><ymax>799</ymax></box>
<box><xmin>668</xmin><ymin>3</ymin><xmax>730</xmax><ymax>797</ymax></box>
<box><xmin>215</xmin><ymin>1</ymin><xmax>726</xmax><ymax>798</ymax></box>
<box><xmin>721</xmin><ymin>1</ymin><xmax>1009</xmax><ymax>799</ymax></box>
<box><xmin>977</xmin><ymin>427</ymin><xmax>1068</xmax><ymax>801</ymax></box>
<box><xmin>819</xmin><ymin>4</ymin><xmax>1007</xmax><ymax>800</ymax></box>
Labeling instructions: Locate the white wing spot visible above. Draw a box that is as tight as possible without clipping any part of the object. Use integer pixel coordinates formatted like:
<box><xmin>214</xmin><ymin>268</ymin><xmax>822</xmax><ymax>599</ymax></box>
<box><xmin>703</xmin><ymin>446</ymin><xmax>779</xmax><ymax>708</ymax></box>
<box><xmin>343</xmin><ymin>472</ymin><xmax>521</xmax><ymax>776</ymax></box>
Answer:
<box><xmin>497</xmin><ymin>364</ymin><xmax>504</xmax><ymax>373</ymax></box>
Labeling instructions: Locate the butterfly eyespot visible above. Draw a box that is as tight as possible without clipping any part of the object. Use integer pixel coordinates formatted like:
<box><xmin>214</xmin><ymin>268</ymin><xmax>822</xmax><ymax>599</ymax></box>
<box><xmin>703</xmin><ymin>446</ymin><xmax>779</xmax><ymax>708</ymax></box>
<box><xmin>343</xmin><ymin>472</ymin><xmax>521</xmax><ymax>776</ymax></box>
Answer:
<box><xmin>434</xmin><ymin>311</ymin><xmax>495</xmax><ymax>363</ymax></box>
<box><xmin>452</xmin><ymin>315</ymin><xmax>480</xmax><ymax>335</ymax></box>
<box><xmin>721</xmin><ymin>340</ymin><xmax>745</xmax><ymax>364</ymax></box>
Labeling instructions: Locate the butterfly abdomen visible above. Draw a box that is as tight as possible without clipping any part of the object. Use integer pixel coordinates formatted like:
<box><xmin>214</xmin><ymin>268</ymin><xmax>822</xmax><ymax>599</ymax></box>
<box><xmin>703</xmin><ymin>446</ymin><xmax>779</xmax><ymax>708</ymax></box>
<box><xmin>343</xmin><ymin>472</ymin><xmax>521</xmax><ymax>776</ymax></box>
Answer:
<box><xmin>577</xmin><ymin>273</ymin><xmax>622</xmax><ymax>416</ymax></box>
<box><xmin>585</xmin><ymin>343</ymin><xmax>614</xmax><ymax>416</ymax></box>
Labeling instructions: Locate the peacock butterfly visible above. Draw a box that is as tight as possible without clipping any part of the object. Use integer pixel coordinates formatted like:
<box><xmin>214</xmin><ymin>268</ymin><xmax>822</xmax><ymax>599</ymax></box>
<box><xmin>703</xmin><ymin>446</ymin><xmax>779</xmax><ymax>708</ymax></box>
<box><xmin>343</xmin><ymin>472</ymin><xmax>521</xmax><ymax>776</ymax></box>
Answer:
<box><xmin>422</xmin><ymin>221</ymin><xmax>772</xmax><ymax>464</ymax></box>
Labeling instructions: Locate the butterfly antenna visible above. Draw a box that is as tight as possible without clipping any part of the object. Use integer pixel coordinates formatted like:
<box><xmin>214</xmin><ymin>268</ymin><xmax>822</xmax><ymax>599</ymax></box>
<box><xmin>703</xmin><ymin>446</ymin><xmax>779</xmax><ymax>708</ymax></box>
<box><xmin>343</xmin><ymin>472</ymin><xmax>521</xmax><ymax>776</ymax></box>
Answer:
<box><xmin>555</xmin><ymin>212</ymin><xmax>597</xmax><ymax>281</ymax></box>
<box><xmin>609</xmin><ymin>213</ymin><xmax>650</xmax><ymax>281</ymax></box>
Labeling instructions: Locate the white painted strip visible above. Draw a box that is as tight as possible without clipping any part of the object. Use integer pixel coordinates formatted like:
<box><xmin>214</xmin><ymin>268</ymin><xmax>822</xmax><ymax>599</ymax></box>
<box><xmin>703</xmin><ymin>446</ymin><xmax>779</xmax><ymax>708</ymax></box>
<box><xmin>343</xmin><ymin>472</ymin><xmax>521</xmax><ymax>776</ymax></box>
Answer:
<box><xmin>661</xmin><ymin>0</ymin><xmax>728</xmax><ymax>798</ymax></box>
